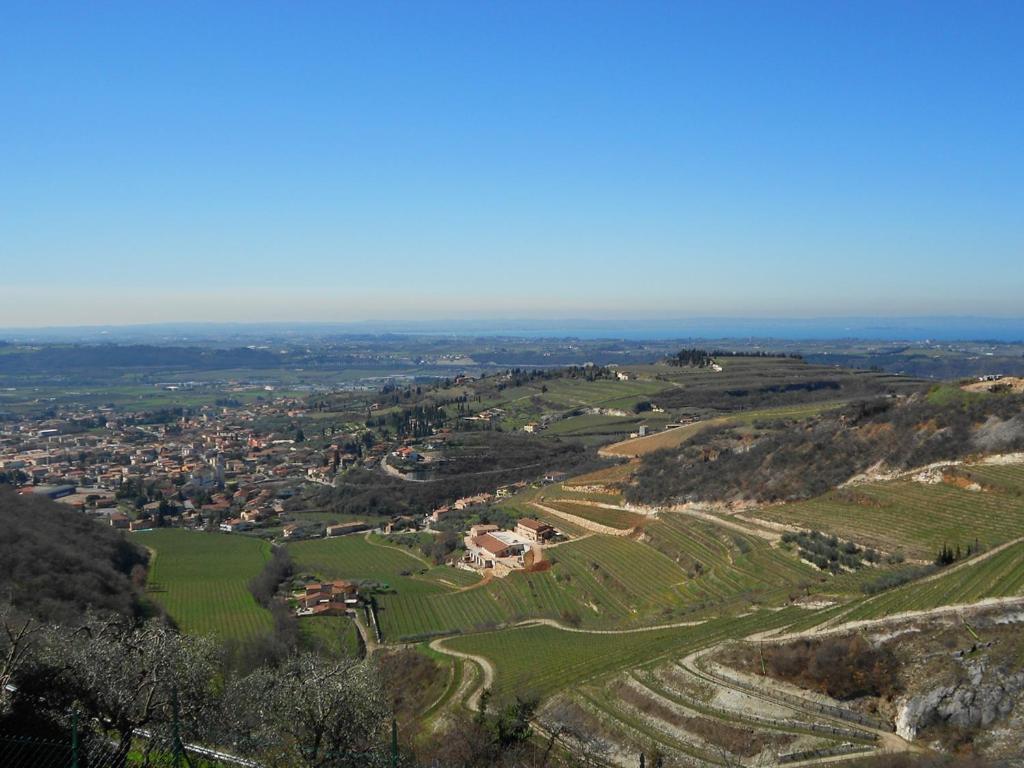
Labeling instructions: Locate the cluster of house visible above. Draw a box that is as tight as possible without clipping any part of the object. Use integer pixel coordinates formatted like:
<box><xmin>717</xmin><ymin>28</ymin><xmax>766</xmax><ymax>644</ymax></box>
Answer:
<box><xmin>462</xmin><ymin>406</ymin><xmax>506</xmax><ymax>424</ymax></box>
<box><xmin>390</xmin><ymin>445</ymin><xmax>424</xmax><ymax>463</ymax></box>
<box><xmin>429</xmin><ymin>491</ymin><xmax>498</xmax><ymax>524</ymax></box>
<box><xmin>462</xmin><ymin>518</ymin><xmax>557</xmax><ymax>577</ymax></box>
<box><xmin>294</xmin><ymin>580</ymin><xmax>363</xmax><ymax>616</ymax></box>
<box><xmin>0</xmin><ymin>396</ymin><xmax>374</xmax><ymax>533</ymax></box>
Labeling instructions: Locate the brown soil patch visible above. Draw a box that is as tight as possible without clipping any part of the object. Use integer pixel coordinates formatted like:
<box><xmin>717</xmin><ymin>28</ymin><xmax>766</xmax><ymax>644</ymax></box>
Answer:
<box><xmin>942</xmin><ymin>471</ymin><xmax>983</xmax><ymax>491</ymax></box>
<box><xmin>858</xmin><ymin>422</ymin><xmax>894</xmax><ymax>439</ymax></box>
<box><xmin>520</xmin><ymin>560</ymin><xmax>551</xmax><ymax>573</ymax></box>
<box><xmin>565</xmin><ymin>461</ymin><xmax>639</xmax><ymax>487</ymax></box>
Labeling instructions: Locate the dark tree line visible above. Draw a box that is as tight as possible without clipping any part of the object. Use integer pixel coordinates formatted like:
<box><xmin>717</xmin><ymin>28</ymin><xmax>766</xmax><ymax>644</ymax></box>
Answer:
<box><xmin>0</xmin><ymin>490</ymin><xmax>148</xmax><ymax>625</ymax></box>
<box><xmin>666</xmin><ymin>349</ymin><xmax>715</xmax><ymax>367</ymax></box>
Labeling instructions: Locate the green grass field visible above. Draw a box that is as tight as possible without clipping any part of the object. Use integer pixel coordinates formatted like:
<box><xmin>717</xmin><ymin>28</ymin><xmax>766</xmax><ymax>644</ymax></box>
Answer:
<box><xmin>288</xmin><ymin>534</ymin><xmax>444</xmax><ymax>595</ymax></box>
<box><xmin>143</xmin><ymin>529</ymin><xmax>273</xmax><ymax>641</ymax></box>
<box><xmin>299</xmin><ymin>616</ymin><xmax>363</xmax><ymax>658</ymax></box>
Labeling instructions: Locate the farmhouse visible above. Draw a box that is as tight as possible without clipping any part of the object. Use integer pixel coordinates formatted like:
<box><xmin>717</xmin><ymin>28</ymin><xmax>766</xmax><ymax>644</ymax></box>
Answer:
<box><xmin>515</xmin><ymin>518</ymin><xmax>556</xmax><ymax>542</ymax></box>
<box><xmin>464</xmin><ymin>528</ymin><xmax>533</xmax><ymax>575</ymax></box>
<box><xmin>296</xmin><ymin>580</ymin><xmax>362</xmax><ymax>616</ymax></box>
<box><xmin>392</xmin><ymin>446</ymin><xmax>423</xmax><ymax>462</ymax></box>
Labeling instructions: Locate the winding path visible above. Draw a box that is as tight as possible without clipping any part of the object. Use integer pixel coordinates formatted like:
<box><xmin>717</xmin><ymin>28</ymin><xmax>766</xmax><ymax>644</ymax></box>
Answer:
<box><xmin>753</xmin><ymin>595</ymin><xmax>1024</xmax><ymax>644</ymax></box>
<box><xmin>516</xmin><ymin>617</ymin><xmax>706</xmax><ymax>634</ymax></box>
<box><xmin>425</xmin><ymin>593</ymin><xmax>1024</xmax><ymax>764</ymax></box>
<box><xmin>428</xmin><ymin>638</ymin><xmax>494</xmax><ymax>711</ymax></box>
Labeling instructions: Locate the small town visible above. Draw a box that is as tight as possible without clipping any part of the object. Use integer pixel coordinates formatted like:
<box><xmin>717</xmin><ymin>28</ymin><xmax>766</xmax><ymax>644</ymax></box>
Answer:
<box><xmin>0</xmin><ymin>382</ymin><xmax>571</xmax><ymax>574</ymax></box>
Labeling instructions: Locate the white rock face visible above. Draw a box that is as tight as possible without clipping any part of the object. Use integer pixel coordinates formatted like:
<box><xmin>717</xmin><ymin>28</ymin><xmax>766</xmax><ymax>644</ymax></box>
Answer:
<box><xmin>895</xmin><ymin>661</ymin><xmax>1024</xmax><ymax>741</ymax></box>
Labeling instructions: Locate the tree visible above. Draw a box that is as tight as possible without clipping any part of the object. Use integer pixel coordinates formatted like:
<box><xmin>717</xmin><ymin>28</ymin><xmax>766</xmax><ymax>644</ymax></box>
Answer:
<box><xmin>24</xmin><ymin>616</ymin><xmax>219</xmax><ymax>760</ymax></box>
<box><xmin>0</xmin><ymin>607</ymin><xmax>42</xmax><ymax>717</ymax></box>
<box><xmin>424</xmin><ymin>693</ymin><xmax>542</xmax><ymax>767</ymax></box>
<box><xmin>223</xmin><ymin>654</ymin><xmax>391</xmax><ymax>768</ymax></box>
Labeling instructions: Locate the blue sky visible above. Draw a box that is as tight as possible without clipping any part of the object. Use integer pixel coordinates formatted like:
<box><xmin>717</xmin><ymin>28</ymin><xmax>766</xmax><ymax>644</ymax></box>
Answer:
<box><xmin>2</xmin><ymin>1</ymin><xmax>1021</xmax><ymax>326</ymax></box>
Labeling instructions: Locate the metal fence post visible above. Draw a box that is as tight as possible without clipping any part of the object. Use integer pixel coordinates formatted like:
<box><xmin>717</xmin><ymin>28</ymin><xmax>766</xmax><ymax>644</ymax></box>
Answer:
<box><xmin>172</xmin><ymin>686</ymin><xmax>183</xmax><ymax>768</ymax></box>
<box><xmin>70</xmin><ymin>710</ymin><xmax>79</xmax><ymax>768</ymax></box>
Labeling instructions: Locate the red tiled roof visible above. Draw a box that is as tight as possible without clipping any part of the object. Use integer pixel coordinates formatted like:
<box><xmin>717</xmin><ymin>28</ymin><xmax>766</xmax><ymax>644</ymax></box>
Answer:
<box><xmin>517</xmin><ymin>518</ymin><xmax>549</xmax><ymax>530</ymax></box>
<box><xmin>473</xmin><ymin>533</ymin><xmax>511</xmax><ymax>556</ymax></box>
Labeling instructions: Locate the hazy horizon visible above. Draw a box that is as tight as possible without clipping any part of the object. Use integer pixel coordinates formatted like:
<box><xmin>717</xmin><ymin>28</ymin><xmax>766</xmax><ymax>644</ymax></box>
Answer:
<box><xmin>3</xmin><ymin>314</ymin><xmax>1024</xmax><ymax>343</ymax></box>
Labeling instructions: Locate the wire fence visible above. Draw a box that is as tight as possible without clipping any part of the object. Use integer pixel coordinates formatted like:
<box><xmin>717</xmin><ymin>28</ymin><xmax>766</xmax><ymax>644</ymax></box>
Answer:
<box><xmin>1</xmin><ymin>712</ymin><xmax>403</xmax><ymax>768</ymax></box>
<box><xmin>0</xmin><ymin>712</ymin><xmax>254</xmax><ymax>768</ymax></box>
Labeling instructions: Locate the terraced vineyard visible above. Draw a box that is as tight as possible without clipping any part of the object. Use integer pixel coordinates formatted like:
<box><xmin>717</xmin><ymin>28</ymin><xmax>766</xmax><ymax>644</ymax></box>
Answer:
<box><xmin>473</xmin><ymin>375</ymin><xmax>669</xmax><ymax>430</ymax></box>
<box><xmin>287</xmin><ymin>531</ymin><xmax>746</xmax><ymax>640</ymax></box>
<box><xmin>601</xmin><ymin>401</ymin><xmax>848</xmax><ymax>458</ymax></box>
<box><xmin>378</xmin><ymin>571</ymin><xmax>583</xmax><ymax>639</ymax></box>
<box><xmin>645</xmin><ymin>515</ymin><xmax>815</xmax><ymax>607</ymax></box>
<box><xmin>601</xmin><ymin>417</ymin><xmax>726</xmax><ymax>457</ymax></box>
<box><xmin>378</xmin><ymin>536</ymin><xmax>696</xmax><ymax>639</ymax></box>
<box><xmin>544</xmin><ymin>413</ymin><xmax>646</xmax><ymax>437</ymax></box>
<box><xmin>517</xmin><ymin>504</ymin><xmax>593</xmax><ymax>537</ymax></box>
<box><xmin>562</xmin><ymin>461</ymin><xmax>637</xmax><ymax>490</ymax></box>
<box><xmin>756</xmin><ymin>466</ymin><xmax>1024</xmax><ymax>558</ymax></box>
<box><xmin>286</xmin><ymin>460</ymin><xmax>1024</xmax><ymax>761</ymax></box>
<box><xmin>548</xmin><ymin>535</ymin><xmax>690</xmax><ymax>619</ymax></box>
<box><xmin>143</xmin><ymin>529</ymin><xmax>273</xmax><ymax>641</ymax></box>
<box><xmin>958</xmin><ymin>463</ymin><xmax>1024</xmax><ymax>494</ymax></box>
<box><xmin>537</xmin><ymin>500</ymin><xmax>648</xmax><ymax>530</ymax></box>
<box><xmin>843</xmin><ymin>539</ymin><xmax>1024</xmax><ymax>621</ymax></box>
<box><xmin>443</xmin><ymin>609</ymin><xmax>808</xmax><ymax>704</ymax></box>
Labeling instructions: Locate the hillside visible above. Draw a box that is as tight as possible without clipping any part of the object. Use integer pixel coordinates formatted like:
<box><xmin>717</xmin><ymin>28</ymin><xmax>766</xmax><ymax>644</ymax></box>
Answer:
<box><xmin>627</xmin><ymin>389</ymin><xmax>1024</xmax><ymax>505</ymax></box>
<box><xmin>0</xmin><ymin>489</ymin><xmax>148</xmax><ymax>623</ymax></box>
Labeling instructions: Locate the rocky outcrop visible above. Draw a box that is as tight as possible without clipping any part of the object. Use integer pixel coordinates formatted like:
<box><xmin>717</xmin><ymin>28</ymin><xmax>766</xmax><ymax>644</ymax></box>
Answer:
<box><xmin>895</xmin><ymin>659</ymin><xmax>1024</xmax><ymax>740</ymax></box>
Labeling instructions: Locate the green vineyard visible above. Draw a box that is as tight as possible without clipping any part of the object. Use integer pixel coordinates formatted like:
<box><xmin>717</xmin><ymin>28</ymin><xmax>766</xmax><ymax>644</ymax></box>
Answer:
<box><xmin>758</xmin><ymin>465</ymin><xmax>1024</xmax><ymax>558</ymax></box>
<box><xmin>843</xmin><ymin>539</ymin><xmax>1024</xmax><ymax>621</ymax></box>
<box><xmin>443</xmin><ymin>608</ymin><xmax>809</xmax><ymax>704</ymax></box>
<box><xmin>143</xmin><ymin>529</ymin><xmax>274</xmax><ymax>641</ymax></box>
